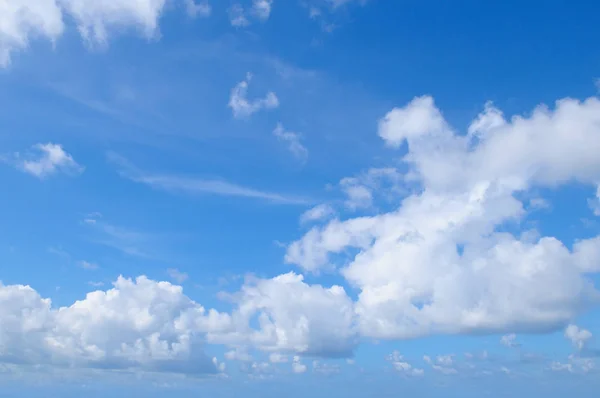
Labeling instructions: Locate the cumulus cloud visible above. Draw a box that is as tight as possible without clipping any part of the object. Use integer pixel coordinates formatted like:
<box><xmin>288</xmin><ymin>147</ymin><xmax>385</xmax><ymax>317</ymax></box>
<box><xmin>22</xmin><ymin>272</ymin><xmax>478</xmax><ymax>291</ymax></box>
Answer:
<box><xmin>286</xmin><ymin>94</ymin><xmax>600</xmax><ymax>341</ymax></box>
<box><xmin>273</xmin><ymin>123</ymin><xmax>308</xmax><ymax>163</ymax></box>
<box><xmin>4</xmin><ymin>143</ymin><xmax>83</xmax><ymax>179</ymax></box>
<box><xmin>228</xmin><ymin>73</ymin><xmax>279</xmax><ymax>118</ymax></box>
<box><xmin>213</xmin><ymin>272</ymin><xmax>357</xmax><ymax>357</ymax></box>
<box><xmin>0</xmin><ymin>276</ymin><xmax>232</xmax><ymax>374</ymax></box>
<box><xmin>565</xmin><ymin>324</ymin><xmax>593</xmax><ymax>351</ymax></box>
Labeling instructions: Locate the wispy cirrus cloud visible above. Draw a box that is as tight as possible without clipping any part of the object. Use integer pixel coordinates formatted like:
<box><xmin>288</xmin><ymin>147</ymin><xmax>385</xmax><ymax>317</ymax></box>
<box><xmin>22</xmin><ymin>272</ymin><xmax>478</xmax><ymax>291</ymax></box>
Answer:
<box><xmin>107</xmin><ymin>152</ymin><xmax>311</xmax><ymax>205</ymax></box>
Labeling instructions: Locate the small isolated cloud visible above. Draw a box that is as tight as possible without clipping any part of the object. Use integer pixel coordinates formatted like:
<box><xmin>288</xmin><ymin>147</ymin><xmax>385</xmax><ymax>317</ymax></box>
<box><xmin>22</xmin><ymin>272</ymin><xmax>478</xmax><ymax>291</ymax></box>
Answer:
<box><xmin>228</xmin><ymin>73</ymin><xmax>279</xmax><ymax>118</ymax></box>
<box><xmin>292</xmin><ymin>356</ymin><xmax>307</xmax><ymax>374</ymax></box>
<box><xmin>79</xmin><ymin>261</ymin><xmax>99</xmax><ymax>270</ymax></box>
<box><xmin>167</xmin><ymin>268</ymin><xmax>189</xmax><ymax>284</ymax></box>
<box><xmin>252</xmin><ymin>0</ymin><xmax>274</xmax><ymax>20</ymax></box>
<box><xmin>228</xmin><ymin>3</ymin><xmax>250</xmax><ymax>27</ymax></box>
<box><xmin>5</xmin><ymin>143</ymin><xmax>83</xmax><ymax>179</ymax></box>
<box><xmin>273</xmin><ymin>123</ymin><xmax>308</xmax><ymax>163</ymax></box>
<box><xmin>228</xmin><ymin>1</ymin><xmax>273</xmax><ymax>27</ymax></box>
<box><xmin>185</xmin><ymin>0</ymin><xmax>211</xmax><ymax>18</ymax></box>
<box><xmin>565</xmin><ymin>324</ymin><xmax>592</xmax><ymax>351</ymax></box>
<box><xmin>300</xmin><ymin>204</ymin><xmax>335</xmax><ymax>224</ymax></box>
<box><xmin>88</xmin><ymin>281</ymin><xmax>104</xmax><ymax>287</ymax></box>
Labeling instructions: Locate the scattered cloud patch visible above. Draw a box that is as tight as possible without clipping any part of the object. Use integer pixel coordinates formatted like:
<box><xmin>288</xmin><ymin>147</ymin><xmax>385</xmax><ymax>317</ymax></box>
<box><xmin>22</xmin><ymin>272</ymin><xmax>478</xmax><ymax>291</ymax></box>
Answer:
<box><xmin>4</xmin><ymin>143</ymin><xmax>83</xmax><ymax>179</ymax></box>
<box><xmin>273</xmin><ymin>123</ymin><xmax>308</xmax><ymax>163</ymax></box>
<box><xmin>500</xmin><ymin>334</ymin><xmax>520</xmax><ymax>348</ymax></box>
<box><xmin>184</xmin><ymin>0</ymin><xmax>211</xmax><ymax>18</ymax></box>
<box><xmin>228</xmin><ymin>73</ymin><xmax>279</xmax><ymax>118</ymax></box>
<box><xmin>386</xmin><ymin>351</ymin><xmax>424</xmax><ymax>377</ymax></box>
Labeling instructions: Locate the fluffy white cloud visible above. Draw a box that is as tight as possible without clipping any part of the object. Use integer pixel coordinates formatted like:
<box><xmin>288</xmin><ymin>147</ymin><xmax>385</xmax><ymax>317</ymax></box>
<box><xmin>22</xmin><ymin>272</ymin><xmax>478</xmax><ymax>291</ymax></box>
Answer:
<box><xmin>228</xmin><ymin>73</ymin><xmax>279</xmax><ymax>118</ymax></box>
<box><xmin>214</xmin><ymin>272</ymin><xmax>357</xmax><ymax>357</ymax></box>
<box><xmin>286</xmin><ymin>94</ymin><xmax>600</xmax><ymax>341</ymax></box>
<box><xmin>273</xmin><ymin>123</ymin><xmax>308</xmax><ymax>162</ymax></box>
<box><xmin>0</xmin><ymin>276</ymin><xmax>232</xmax><ymax>374</ymax></box>
<box><xmin>5</xmin><ymin>143</ymin><xmax>83</xmax><ymax>178</ymax></box>
<box><xmin>565</xmin><ymin>324</ymin><xmax>593</xmax><ymax>351</ymax></box>
<box><xmin>0</xmin><ymin>0</ymin><xmax>64</xmax><ymax>66</ymax></box>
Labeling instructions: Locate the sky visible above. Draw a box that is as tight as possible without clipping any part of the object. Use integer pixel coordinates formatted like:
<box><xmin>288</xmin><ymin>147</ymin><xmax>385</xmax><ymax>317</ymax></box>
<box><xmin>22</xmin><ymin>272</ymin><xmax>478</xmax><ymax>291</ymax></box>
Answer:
<box><xmin>1</xmin><ymin>0</ymin><xmax>600</xmax><ymax>397</ymax></box>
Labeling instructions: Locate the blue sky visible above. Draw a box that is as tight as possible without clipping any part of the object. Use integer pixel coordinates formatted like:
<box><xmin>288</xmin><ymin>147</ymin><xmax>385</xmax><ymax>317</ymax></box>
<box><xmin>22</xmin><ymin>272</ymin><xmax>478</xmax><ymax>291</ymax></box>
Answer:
<box><xmin>1</xmin><ymin>0</ymin><xmax>600</xmax><ymax>397</ymax></box>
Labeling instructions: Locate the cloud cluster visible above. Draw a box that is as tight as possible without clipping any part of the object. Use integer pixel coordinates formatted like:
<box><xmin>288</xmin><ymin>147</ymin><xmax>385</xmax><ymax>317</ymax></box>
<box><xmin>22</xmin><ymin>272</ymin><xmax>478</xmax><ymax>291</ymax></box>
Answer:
<box><xmin>0</xmin><ymin>276</ymin><xmax>231</xmax><ymax>374</ymax></box>
<box><xmin>286</xmin><ymin>95</ymin><xmax>600</xmax><ymax>340</ymax></box>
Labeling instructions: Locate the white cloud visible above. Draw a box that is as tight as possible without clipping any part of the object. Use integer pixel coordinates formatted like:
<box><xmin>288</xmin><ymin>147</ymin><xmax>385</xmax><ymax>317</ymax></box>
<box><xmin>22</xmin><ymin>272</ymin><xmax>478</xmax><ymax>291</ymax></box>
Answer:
<box><xmin>300</xmin><ymin>204</ymin><xmax>335</xmax><ymax>225</ymax></box>
<box><xmin>228</xmin><ymin>3</ymin><xmax>250</xmax><ymax>27</ymax></box>
<box><xmin>6</xmin><ymin>143</ymin><xmax>83</xmax><ymax>179</ymax></box>
<box><xmin>339</xmin><ymin>167</ymin><xmax>404</xmax><ymax>210</ymax></box>
<box><xmin>228</xmin><ymin>1</ymin><xmax>273</xmax><ymax>27</ymax></box>
<box><xmin>378</xmin><ymin>96</ymin><xmax>448</xmax><ymax>147</ymax></box>
<box><xmin>273</xmin><ymin>123</ymin><xmax>308</xmax><ymax>162</ymax></box>
<box><xmin>565</xmin><ymin>324</ymin><xmax>592</xmax><ymax>351</ymax></box>
<box><xmin>212</xmin><ymin>272</ymin><xmax>357</xmax><ymax>357</ymax></box>
<box><xmin>423</xmin><ymin>354</ymin><xmax>457</xmax><ymax>375</ymax></box>
<box><xmin>0</xmin><ymin>276</ymin><xmax>232</xmax><ymax>374</ymax></box>
<box><xmin>108</xmin><ymin>152</ymin><xmax>310</xmax><ymax>205</ymax></box>
<box><xmin>185</xmin><ymin>0</ymin><xmax>211</xmax><ymax>18</ymax></box>
<box><xmin>286</xmin><ymin>94</ymin><xmax>600</xmax><ymax>341</ymax></box>
<box><xmin>0</xmin><ymin>0</ymin><xmax>64</xmax><ymax>66</ymax></box>
<box><xmin>292</xmin><ymin>356</ymin><xmax>307</xmax><ymax>374</ymax></box>
<box><xmin>386</xmin><ymin>351</ymin><xmax>424</xmax><ymax>377</ymax></box>
<box><xmin>0</xmin><ymin>0</ymin><xmax>209</xmax><ymax>67</ymax></box>
<box><xmin>252</xmin><ymin>0</ymin><xmax>273</xmax><ymax>20</ymax></box>
<box><xmin>229</xmin><ymin>73</ymin><xmax>279</xmax><ymax>118</ymax></box>
<box><xmin>58</xmin><ymin>0</ymin><xmax>168</xmax><ymax>45</ymax></box>
<box><xmin>167</xmin><ymin>268</ymin><xmax>189</xmax><ymax>284</ymax></box>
